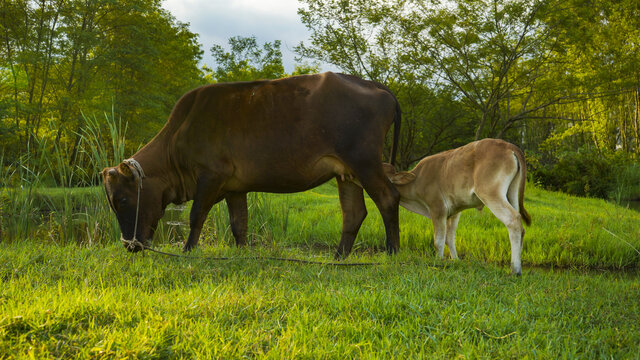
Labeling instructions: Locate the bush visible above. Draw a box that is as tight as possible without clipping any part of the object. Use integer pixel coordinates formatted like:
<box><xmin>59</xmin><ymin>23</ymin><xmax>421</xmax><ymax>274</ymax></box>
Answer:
<box><xmin>530</xmin><ymin>148</ymin><xmax>640</xmax><ymax>201</ymax></box>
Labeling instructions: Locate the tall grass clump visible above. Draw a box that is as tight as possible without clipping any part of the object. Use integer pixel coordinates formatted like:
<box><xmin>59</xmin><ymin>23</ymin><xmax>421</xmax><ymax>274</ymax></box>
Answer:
<box><xmin>78</xmin><ymin>108</ymin><xmax>128</xmax><ymax>180</ymax></box>
<box><xmin>0</xmin><ymin>147</ymin><xmax>46</xmax><ymax>241</ymax></box>
<box><xmin>0</xmin><ymin>110</ymin><xmax>128</xmax><ymax>245</ymax></box>
<box><xmin>610</xmin><ymin>161</ymin><xmax>640</xmax><ymax>204</ymax></box>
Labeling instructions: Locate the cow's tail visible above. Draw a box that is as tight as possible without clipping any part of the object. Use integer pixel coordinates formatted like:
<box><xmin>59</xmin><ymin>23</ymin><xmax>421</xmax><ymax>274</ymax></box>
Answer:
<box><xmin>368</xmin><ymin>79</ymin><xmax>401</xmax><ymax>166</ymax></box>
<box><xmin>390</xmin><ymin>98</ymin><xmax>401</xmax><ymax>166</ymax></box>
<box><xmin>513</xmin><ymin>147</ymin><xmax>531</xmax><ymax>226</ymax></box>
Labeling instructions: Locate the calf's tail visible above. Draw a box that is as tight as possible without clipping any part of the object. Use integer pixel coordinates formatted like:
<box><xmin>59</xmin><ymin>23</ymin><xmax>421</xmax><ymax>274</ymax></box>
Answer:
<box><xmin>514</xmin><ymin>148</ymin><xmax>531</xmax><ymax>226</ymax></box>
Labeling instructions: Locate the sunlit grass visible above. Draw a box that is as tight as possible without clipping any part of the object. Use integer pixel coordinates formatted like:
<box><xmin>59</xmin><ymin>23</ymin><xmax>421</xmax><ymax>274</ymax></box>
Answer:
<box><xmin>1</xmin><ymin>241</ymin><xmax>638</xmax><ymax>358</ymax></box>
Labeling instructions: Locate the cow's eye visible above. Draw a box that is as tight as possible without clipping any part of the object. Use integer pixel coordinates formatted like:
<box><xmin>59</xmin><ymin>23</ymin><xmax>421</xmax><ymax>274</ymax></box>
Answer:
<box><xmin>119</xmin><ymin>197</ymin><xmax>128</xmax><ymax>205</ymax></box>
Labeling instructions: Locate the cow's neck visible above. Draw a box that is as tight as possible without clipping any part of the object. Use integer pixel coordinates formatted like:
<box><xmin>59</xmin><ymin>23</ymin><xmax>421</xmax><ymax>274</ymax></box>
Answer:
<box><xmin>131</xmin><ymin>136</ymin><xmax>193</xmax><ymax>206</ymax></box>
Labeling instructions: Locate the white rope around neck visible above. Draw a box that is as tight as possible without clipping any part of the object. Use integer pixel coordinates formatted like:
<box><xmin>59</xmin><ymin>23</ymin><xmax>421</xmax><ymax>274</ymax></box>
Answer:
<box><xmin>121</xmin><ymin>158</ymin><xmax>146</xmax><ymax>252</ymax></box>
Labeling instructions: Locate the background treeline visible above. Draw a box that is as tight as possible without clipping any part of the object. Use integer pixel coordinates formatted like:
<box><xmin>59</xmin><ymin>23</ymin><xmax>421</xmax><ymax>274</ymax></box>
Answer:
<box><xmin>2</xmin><ymin>0</ymin><xmax>640</xmax><ymax>201</ymax></box>
<box><xmin>0</xmin><ymin>0</ymin><xmax>203</xmax><ymax>181</ymax></box>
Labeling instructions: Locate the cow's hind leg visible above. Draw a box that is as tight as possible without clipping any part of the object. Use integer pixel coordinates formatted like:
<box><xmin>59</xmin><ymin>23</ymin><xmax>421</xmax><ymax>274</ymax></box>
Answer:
<box><xmin>478</xmin><ymin>192</ymin><xmax>524</xmax><ymax>275</ymax></box>
<box><xmin>226</xmin><ymin>192</ymin><xmax>248</xmax><ymax>246</ymax></box>
<box><xmin>351</xmin><ymin>162</ymin><xmax>400</xmax><ymax>254</ymax></box>
<box><xmin>184</xmin><ymin>175</ymin><xmax>225</xmax><ymax>252</ymax></box>
<box><xmin>335</xmin><ymin>177</ymin><xmax>368</xmax><ymax>258</ymax></box>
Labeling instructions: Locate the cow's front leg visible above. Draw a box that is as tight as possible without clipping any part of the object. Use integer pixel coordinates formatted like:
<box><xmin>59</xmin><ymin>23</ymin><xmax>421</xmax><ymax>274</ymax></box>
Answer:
<box><xmin>445</xmin><ymin>212</ymin><xmax>461</xmax><ymax>259</ymax></box>
<box><xmin>226</xmin><ymin>192</ymin><xmax>248</xmax><ymax>246</ymax></box>
<box><xmin>184</xmin><ymin>175</ymin><xmax>224</xmax><ymax>252</ymax></box>
<box><xmin>431</xmin><ymin>215</ymin><xmax>447</xmax><ymax>259</ymax></box>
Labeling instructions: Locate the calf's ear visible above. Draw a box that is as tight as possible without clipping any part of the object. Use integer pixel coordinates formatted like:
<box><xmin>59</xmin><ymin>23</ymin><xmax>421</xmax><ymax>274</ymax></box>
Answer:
<box><xmin>390</xmin><ymin>172</ymin><xmax>416</xmax><ymax>185</ymax></box>
<box><xmin>382</xmin><ymin>163</ymin><xmax>397</xmax><ymax>177</ymax></box>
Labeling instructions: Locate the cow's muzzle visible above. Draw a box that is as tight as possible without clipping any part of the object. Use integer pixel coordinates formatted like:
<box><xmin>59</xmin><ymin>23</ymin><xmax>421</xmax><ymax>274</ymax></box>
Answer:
<box><xmin>121</xmin><ymin>235</ymin><xmax>146</xmax><ymax>252</ymax></box>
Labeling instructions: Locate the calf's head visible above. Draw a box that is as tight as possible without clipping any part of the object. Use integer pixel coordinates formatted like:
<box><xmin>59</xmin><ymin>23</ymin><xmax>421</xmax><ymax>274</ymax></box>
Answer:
<box><xmin>382</xmin><ymin>163</ymin><xmax>416</xmax><ymax>191</ymax></box>
<box><xmin>102</xmin><ymin>161</ymin><xmax>164</xmax><ymax>252</ymax></box>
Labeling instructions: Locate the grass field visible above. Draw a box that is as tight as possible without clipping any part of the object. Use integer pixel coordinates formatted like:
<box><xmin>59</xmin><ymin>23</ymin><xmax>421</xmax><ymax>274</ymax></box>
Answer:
<box><xmin>1</xmin><ymin>182</ymin><xmax>640</xmax><ymax>358</ymax></box>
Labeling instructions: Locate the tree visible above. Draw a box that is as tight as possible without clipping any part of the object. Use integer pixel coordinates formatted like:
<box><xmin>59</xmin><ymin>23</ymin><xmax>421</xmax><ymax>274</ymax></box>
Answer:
<box><xmin>96</xmin><ymin>1</ymin><xmax>204</xmax><ymax>143</ymax></box>
<box><xmin>296</xmin><ymin>0</ymin><xmax>640</xmax><ymax>162</ymax></box>
<box><xmin>298</xmin><ymin>0</ymin><xmax>565</xmax><ymax>139</ymax></box>
<box><xmin>536</xmin><ymin>0</ymin><xmax>640</xmax><ymax>155</ymax></box>
<box><xmin>208</xmin><ymin>36</ymin><xmax>319</xmax><ymax>83</ymax></box>
<box><xmin>0</xmin><ymin>0</ymin><xmax>62</xmax><ymax>151</ymax></box>
<box><xmin>0</xmin><ymin>0</ymin><xmax>205</xmax><ymax>172</ymax></box>
<box><xmin>402</xmin><ymin>0</ymin><xmax>565</xmax><ymax>140</ymax></box>
<box><xmin>209</xmin><ymin>36</ymin><xmax>285</xmax><ymax>82</ymax></box>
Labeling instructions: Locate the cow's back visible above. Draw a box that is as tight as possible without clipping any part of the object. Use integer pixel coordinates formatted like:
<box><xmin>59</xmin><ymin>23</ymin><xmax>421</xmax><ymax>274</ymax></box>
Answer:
<box><xmin>166</xmin><ymin>72</ymin><xmax>397</xmax><ymax>192</ymax></box>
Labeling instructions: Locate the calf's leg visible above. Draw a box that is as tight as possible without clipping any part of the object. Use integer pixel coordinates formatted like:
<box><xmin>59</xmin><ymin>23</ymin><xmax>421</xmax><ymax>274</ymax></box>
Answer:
<box><xmin>431</xmin><ymin>215</ymin><xmax>447</xmax><ymax>259</ymax></box>
<box><xmin>226</xmin><ymin>192</ymin><xmax>248</xmax><ymax>246</ymax></box>
<box><xmin>335</xmin><ymin>178</ymin><xmax>368</xmax><ymax>258</ymax></box>
<box><xmin>445</xmin><ymin>212</ymin><xmax>461</xmax><ymax>259</ymax></box>
<box><xmin>478</xmin><ymin>194</ymin><xmax>524</xmax><ymax>275</ymax></box>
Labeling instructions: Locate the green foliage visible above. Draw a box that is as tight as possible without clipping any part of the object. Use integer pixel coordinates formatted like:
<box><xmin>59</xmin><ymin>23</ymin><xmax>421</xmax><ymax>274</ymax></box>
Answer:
<box><xmin>532</xmin><ymin>149</ymin><xmax>616</xmax><ymax>198</ymax></box>
<box><xmin>0</xmin><ymin>109</ymin><xmax>126</xmax><ymax>244</ymax></box>
<box><xmin>297</xmin><ymin>0</ymin><xmax>558</xmax><ymax>141</ymax></box>
<box><xmin>207</xmin><ymin>36</ymin><xmax>320</xmax><ymax>83</ymax></box>
<box><xmin>391</xmin><ymin>83</ymin><xmax>475</xmax><ymax>167</ymax></box>
<box><xmin>209</xmin><ymin>36</ymin><xmax>286</xmax><ymax>82</ymax></box>
<box><xmin>0</xmin><ymin>0</ymin><xmax>204</xmax><ymax>167</ymax></box>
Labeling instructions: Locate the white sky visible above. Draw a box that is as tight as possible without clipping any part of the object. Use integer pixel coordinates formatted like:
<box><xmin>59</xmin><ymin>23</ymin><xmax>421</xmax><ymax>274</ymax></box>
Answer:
<box><xmin>161</xmin><ymin>0</ymin><xmax>321</xmax><ymax>73</ymax></box>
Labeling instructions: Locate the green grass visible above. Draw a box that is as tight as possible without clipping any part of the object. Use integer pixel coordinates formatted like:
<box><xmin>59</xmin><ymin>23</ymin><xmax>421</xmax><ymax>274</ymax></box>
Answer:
<box><xmin>2</xmin><ymin>182</ymin><xmax>640</xmax><ymax>358</ymax></box>
<box><xmin>1</xmin><ymin>242</ymin><xmax>638</xmax><ymax>359</ymax></box>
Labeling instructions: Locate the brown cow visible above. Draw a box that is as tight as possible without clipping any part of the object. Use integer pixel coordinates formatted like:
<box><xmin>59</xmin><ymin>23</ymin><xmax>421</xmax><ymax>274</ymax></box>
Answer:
<box><xmin>383</xmin><ymin>139</ymin><xmax>531</xmax><ymax>275</ymax></box>
<box><xmin>102</xmin><ymin>72</ymin><xmax>401</xmax><ymax>257</ymax></box>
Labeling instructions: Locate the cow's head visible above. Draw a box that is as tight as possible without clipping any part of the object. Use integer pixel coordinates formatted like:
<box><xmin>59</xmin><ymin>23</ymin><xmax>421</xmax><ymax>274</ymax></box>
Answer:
<box><xmin>382</xmin><ymin>163</ymin><xmax>416</xmax><ymax>186</ymax></box>
<box><xmin>102</xmin><ymin>160</ymin><xmax>164</xmax><ymax>252</ymax></box>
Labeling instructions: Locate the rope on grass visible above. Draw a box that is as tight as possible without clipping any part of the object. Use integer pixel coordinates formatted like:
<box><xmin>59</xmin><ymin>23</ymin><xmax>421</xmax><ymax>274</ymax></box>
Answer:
<box><xmin>121</xmin><ymin>237</ymin><xmax>384</xmax><ymax>266</ymax></box>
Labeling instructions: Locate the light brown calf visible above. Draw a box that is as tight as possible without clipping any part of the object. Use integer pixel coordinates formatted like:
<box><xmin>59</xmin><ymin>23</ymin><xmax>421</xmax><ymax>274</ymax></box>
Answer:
<box><xmin>384</xmin><ymin>139</ymin><xmax>531</xmax><ymax>275</ymax></box>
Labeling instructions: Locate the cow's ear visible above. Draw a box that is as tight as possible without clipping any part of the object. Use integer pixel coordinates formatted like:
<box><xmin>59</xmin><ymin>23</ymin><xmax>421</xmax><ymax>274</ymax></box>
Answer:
<box><xmin>117</xmin><ymin>162</ymin><xmax>133</xmax><ymax>178</ymax></box>
<box><xmin>390</xmin><ymin>171</ymin><xmax>416</xmax><ymax>185</ymax></box>
<box><xmin>102</xmin><ymin>167</ymin><xmax>118</xmax><ymax>179</ymax></box>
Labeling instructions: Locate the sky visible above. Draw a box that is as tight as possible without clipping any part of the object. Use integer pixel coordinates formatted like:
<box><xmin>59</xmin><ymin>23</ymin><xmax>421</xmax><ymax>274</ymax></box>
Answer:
<box><xmin>161</xmin><ymin>0</ymin><xmax>323</xmax><ymax>73</ymax></box>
